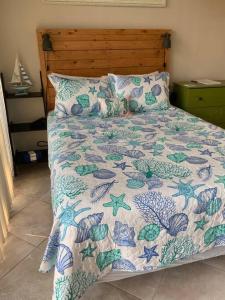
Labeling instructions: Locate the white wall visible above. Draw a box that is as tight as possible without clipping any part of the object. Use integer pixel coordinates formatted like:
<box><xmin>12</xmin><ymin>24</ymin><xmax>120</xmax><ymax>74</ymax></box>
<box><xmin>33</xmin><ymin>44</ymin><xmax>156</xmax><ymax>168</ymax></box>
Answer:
<box><xmin>0</xmin><ymin>0</ymin><xmax>225</xmax><ymax>92</ymax></box>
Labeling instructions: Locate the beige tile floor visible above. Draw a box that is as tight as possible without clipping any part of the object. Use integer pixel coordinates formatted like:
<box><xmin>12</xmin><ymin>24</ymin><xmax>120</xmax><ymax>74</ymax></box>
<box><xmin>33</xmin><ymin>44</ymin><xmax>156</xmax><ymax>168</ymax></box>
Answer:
<box><xmin>1</xmin><ymin>163</ymin><xmax>225</xmax><ymax>300</ymax></box>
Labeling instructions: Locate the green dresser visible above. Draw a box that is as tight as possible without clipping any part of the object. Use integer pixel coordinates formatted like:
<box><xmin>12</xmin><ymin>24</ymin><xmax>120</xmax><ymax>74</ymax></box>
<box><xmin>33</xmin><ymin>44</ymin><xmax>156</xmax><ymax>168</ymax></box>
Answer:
<box><xmin>172</xmin><ymin>81</ymin><xmax>225</xmax><ymax>129</ymax></box>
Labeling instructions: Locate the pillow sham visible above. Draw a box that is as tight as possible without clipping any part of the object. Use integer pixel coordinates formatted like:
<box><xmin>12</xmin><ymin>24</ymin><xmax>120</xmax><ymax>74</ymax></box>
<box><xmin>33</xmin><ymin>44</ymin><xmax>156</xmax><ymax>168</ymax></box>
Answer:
<box><xmin>48</xmin><ymin>73</ymin><xmax>111</xmax><ymax>117</ymax></box>
<box><xmin>108</xmin><ymin>72</ymin><xmax>170</xmax><ymax>113</ymax></box>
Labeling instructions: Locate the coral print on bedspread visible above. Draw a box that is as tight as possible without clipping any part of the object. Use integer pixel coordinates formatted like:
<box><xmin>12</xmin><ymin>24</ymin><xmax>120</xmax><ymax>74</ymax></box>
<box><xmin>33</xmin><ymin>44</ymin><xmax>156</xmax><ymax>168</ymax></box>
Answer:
<box><xmin>40</xmin><ymin>107</ymin><xmax>225</xmax><ymax>300</ymax></box>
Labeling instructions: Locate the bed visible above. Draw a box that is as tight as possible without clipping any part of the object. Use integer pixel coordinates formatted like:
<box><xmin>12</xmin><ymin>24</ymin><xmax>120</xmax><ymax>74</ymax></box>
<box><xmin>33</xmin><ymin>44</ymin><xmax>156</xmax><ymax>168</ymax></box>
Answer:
<box><xmin>37</xmin><ymin>29</ymin><xmax>225</xmax><ymax>300</ymax></box>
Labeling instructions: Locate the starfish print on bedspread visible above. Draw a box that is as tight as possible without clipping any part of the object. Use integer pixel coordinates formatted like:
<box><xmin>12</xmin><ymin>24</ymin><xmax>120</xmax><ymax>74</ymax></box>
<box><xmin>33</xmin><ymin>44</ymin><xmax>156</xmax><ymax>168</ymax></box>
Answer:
<box><xmin>113</xmin><ymin>162</ymin><xmax>131</xmax><ymax>171</ymax></box>
<box><xmin>80</xmin><ymin>243</ymin><xmax>97</xmax><ymax>261</ymax></box>
<box><xmin>139</xmin><ymin>245</ymin><xmax>159</xmax><ymax>263</ymax></box>
<box><xmin>103</xmin><ymin>193</ymin><xmax>131</xmax><ymax>217</ymax></box>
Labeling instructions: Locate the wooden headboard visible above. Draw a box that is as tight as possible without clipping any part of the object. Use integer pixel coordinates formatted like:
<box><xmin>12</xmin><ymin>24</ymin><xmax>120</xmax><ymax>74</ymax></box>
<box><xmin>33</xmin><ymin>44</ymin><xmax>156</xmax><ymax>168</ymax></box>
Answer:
<box><xmin>37</xmin><ymin>28</ymin><xmax>171</xmax><ymax>112</ymax></box>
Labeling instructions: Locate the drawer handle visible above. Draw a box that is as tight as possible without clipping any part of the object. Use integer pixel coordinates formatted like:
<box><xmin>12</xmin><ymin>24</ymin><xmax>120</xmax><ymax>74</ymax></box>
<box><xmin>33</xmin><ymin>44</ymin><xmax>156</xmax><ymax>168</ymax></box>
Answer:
<box><xmin>197</xmin><ymin>97</ymin><xmax>203</xmax><ymax>101</ymax></box>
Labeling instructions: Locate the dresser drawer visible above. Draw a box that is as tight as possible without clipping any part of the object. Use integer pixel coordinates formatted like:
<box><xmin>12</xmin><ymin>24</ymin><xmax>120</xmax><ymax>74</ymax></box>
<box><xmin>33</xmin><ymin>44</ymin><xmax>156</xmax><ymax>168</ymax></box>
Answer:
<box><xmin>185</xmin><ymin>88</ymin><xmax>225</xmax><ymax>108</ymax></box>
<box><xmin>189</xmin><ymin>106</ymin><xmax>225</xmax><ymax>125</ymax></box>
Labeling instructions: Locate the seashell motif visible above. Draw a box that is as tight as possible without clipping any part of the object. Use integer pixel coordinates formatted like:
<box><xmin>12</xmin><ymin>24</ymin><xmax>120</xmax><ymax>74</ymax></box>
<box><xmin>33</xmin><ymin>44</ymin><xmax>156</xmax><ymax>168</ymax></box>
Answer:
<box><xmin>215</xmin><ymin>235</ymin><xmax>225</xmax><ymax>246</ymax></box>
<box><xmin>138</xmin><ymin>224</ymin><xmax>160</xmax><ymax>241</ymax></box>
<box><xmin>141</xmin><ymin>128</ymin><xmax>156</xmax><ymax>133</ymax></box>
<box><xmin>129</xmin><ymin>100</ymin><xmax>139</xmax><ymax>112</ymax></box>
<box><xmin>75</xmin><ymin>164</ymin><xmax>98</xmax><ymax>176</ymax></box>
<box><xmin>123</xmin><ymin>171</ymin><xmax>148</xmax><ymax>182</ymax></box>
<box><xmin>76</xmin><ymin>94</ymin><xmax>90</xmax><ymax>108</ymax></box>
<box><xmin>127</xmin><ymin>179</ymin><xmax>145</xmax><ymax>189</ymax></box>
<box><xmin>194</xmin><ymin>187</ymin><xmax>217</xmax><ymax>214</ymax></box>
<box><xmin>167</xmin><ymin>152</ymin><xmax>188</xmax><ymax>163</ymax></box>
<box><xmin>96</xmin><ymin>249</ymin><xmax>121</xmax><ymax>271</ymax></box>
<box><xmin>56</xmin><ymin>244</ymin><xmax>73</xmax><ymax>275</ymax></box>
<box><xmin>98</xmin><ymin>144</ymin><xmax>122</xmax><ymax>154</ymax></box>
<box><xmin>71</xmin><ymin>103</ymin><xmax>83</xmax><ymax>116</ymax></box>
<box><xmin>185</xmin><ymin>156</ymin><xmax>208</xmax><ymax>164</ymax></box>
<box><xmin>130</xmin><ymin>86</ymin><xmax>143</xmax><ymax>99</ymax></box>
<box><xmin>75</xmin><ymin>213</ymin><xmax>104</xmax><ymax>243</ymax></box>
<box><xmin>206</xmin><ymin>198</ymin><xmax>222</xmax><ymax>216</ymax></box>
<box><xmin>70</xmin><ymin>132</ymin><xmax>87</xmax><ymax>140</ymax></box>
<box><xmin>203</xmin><ymin>139</ymin><xmax>221</xmax><ymax>146</ymax></box>
<box><xmin>145</xmin><ymin>92</ymin><xmax>157</xmax><ymax>105</ymax></box>
<box><xmin>90</xmin><ymin>180</ymin><xmax>116</xmax><ymax>203</ymax></box>
<box><xmin>131</xmin><ymin>77</ymin><xmax>141</xmax><ymax>86</ymax></box>
<box><xmin>105</xmin><ymin>154</ymin><xmax>123</xmax><ymax>161</ymax></box>
<box><xmin>117</xmin><ymin>77</ymin><xmax>131</xmax><ymax>89</ymax></box>
<box><xmin>144</xmin><ymin>133</ymin><xmax>157</xmax><ymax>140</ymax></box>
<box><xmin>93</xmin><ymin>169</ymin><xmax>116</xmax><ymax>179</ymax></box>
<box><xmin>89</xmin><ymin>224</ymin><xmax>109</xmax><ymax>241</ymax></box>
<box><xmin>151</xmin><ymin>84</ymin><xmax>162</xmax><ymax>96</ymax></box>
<box><xmin>212</xmin><ymin>131</ymin><xmax>225</xmax><ymax>139</ymax></box>
<box><xmin>204</xmin><ymin>224</ymin><xmax>225</xmax><ymax>246</ymax></box>
<box><xmin>121</xmin><ymin>149</ymin><xmax>145</xmax><ymax>159</ymax></box>
<box><xmin>166</xmin><ymin>144</ymin><xmax>189</xmax><ymax>152</ymax></box>
<box><xmin>167</xmin><ymin>213</ymin><xmax>189</xmax><ymax>237</ymax></box>
<box><xmin>142</xmin><ymin>142</ymin><xmax>156</xmax><ymax>150</ymax></box>
<box><xmin>113</xmin><ymin>221</ymin><xmax>136</xmax><ymax>247</ymax></box>
<box><xmin>197</xmin><ymin>165</ymin><xmax>212</xmax><ymax>181</ymax></box>
<box><xmin>85</xmin><ymin>153</ymin><xmax>105</xmax><ymax>163</ymax></box>
<box><xmin>112</xmin><ymin>259</ymin><xmax>136</xmax><ymax>271</ymax></box>
<box><xmin>146</xmin><ymin>177</ymin><xmax>163</xmax><ymax>190</ymax></box>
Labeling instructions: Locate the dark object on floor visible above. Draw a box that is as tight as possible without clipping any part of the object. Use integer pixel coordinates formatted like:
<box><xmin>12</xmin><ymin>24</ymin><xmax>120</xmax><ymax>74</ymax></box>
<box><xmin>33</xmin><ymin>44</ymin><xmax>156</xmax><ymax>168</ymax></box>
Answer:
<box><xmin>15</xmin><ymin>149</ymin><xmax>48</xmax><ymax>164</ymax></box>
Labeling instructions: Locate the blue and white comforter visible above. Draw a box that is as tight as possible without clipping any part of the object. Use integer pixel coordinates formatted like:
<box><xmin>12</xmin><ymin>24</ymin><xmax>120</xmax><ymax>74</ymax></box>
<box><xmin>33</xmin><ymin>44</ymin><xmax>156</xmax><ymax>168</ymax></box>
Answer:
<box><xmin>40</xmin><ymin>107</ymin><xmax>225</xmax><ymax>300</ymax></box>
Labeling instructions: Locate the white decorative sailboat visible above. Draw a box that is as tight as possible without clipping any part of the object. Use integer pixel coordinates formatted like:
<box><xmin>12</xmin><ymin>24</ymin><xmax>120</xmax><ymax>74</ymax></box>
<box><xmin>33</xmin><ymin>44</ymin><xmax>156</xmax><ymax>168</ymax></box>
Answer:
<box><xmin>10</xmin><ymin>55</ymin><xmax>32</xmax><ymax>95</ymax></box>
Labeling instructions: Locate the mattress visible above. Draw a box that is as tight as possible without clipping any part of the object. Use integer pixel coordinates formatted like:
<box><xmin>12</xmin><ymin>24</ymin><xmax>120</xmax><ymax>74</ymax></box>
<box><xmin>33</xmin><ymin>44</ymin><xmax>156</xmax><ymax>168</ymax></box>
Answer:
<box><xmin>40</xmin><ymin>107</ymin><xmax>225</xmax><ymax>300</ymax></box>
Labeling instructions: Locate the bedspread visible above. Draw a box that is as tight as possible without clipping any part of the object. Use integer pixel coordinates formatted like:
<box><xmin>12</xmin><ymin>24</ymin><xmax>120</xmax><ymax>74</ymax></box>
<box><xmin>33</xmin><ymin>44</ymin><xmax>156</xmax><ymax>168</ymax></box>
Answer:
<box><xmin>40</xmin><ymin>107</ymin><xmax>225</xmax><ymax>300</ymax></box>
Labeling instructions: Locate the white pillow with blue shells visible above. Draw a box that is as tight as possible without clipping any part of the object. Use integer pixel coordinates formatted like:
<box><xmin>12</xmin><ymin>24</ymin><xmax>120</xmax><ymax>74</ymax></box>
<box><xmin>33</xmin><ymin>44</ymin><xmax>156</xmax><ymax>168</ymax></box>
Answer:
<box><xmin>48</xmin><ymin>73</ymin><xmax>112</xmax><ymax>118</ymax></box>
<box><xmin>108</xmin><ymin>72</ymin><xmax>170</xmax><ymax>113</ymax></box>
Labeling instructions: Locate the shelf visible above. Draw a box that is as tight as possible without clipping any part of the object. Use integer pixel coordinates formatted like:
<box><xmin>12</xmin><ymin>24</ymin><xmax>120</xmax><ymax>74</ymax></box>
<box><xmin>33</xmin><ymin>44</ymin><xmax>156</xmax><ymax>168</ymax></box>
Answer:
<box><xmin>10</xmin><ymin>121</ymin><xmax>47</xmax><ymax>133</ymax></box>
<box><xmin>5</xmin><ymin>92</ymin><xmax>43</xmax><ymax>99</ymax></box>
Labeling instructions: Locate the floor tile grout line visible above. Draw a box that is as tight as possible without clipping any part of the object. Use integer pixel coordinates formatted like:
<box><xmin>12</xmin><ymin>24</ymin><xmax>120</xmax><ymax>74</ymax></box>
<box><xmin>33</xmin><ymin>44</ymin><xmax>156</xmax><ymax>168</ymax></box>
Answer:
<box><xmin>108</xmin><ymin>282</ymin><xmax>142</xmax><ymax>300</ymax></box>
<box><xmin>10</xmin><ymin>197</ymin><xmax>41</xmax><ymax>218</ymax></box>
<box><xmin>0</xmin><ymin>245</ymin><xmax>36</xmax><ymax>282</ymax></box>
<box><xmin>10</xmin><ymin>232</ymin><xmax>43</xmax><ymax>248</ymax></box>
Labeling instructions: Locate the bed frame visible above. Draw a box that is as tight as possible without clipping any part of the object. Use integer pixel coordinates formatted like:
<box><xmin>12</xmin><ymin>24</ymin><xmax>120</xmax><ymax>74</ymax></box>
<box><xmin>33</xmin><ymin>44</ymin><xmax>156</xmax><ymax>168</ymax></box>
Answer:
<box><xmin>37</xmin><ymin>28</ymin><xmax>171</xmax><ymax>112</ymax></box>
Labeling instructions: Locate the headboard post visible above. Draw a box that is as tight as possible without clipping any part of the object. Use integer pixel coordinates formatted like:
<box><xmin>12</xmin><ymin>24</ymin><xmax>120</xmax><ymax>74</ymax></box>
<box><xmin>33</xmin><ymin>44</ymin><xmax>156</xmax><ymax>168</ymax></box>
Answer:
<box><xmin>37</xmin><ymin>28</ymin><xmax>171</xmax><ymax>112</ymax></box>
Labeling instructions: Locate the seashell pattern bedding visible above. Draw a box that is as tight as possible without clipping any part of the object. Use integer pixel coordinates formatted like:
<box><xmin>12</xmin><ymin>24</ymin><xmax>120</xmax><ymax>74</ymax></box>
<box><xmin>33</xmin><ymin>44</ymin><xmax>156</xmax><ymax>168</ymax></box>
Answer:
<box><xmin>40</xmin><ymin>107</ymin><xmax>225</xmax><ymax>300</ymax></box>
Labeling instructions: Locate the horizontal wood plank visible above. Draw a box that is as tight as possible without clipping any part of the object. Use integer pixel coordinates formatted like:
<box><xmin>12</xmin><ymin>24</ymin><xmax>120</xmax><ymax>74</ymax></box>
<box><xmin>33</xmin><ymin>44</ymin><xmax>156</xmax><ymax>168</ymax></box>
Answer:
<box><xmin>51</xmin><ymin>34</ymin><xmax>163</xmax><ymax>42</ymax></box>
<box><xmin>47</xmin><ymin>49</ymin><xmax>164</xmax><ymax>61</ymax></box>
<box><xmin>52</xmin><ymin>40</ymin><xmax>163</xmax><ymax>51</ymax></box>
<box><xmin>38</xmin><ymin>28</ymin><xmax>170</xmax><ymax>36</ymax></box>
<box><xmin>47</xmin><ymin>57</ymin><xmax>163</xmax><ymax>70</ymax></box>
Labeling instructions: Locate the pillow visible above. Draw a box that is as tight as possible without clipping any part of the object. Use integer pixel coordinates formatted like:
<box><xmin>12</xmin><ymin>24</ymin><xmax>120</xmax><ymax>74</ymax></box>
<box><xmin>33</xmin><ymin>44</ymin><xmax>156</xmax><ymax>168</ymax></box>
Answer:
<box><xmin>98</xmin><ymin>72</ymin><xmax>159</xmax><ymax>118</ymax></box>
<box><xmin>98</xmin><ymin>97</ymin><xmax>127</xmax><ymax>118</ymax></box>
<box><xmin>48</xmin><ymin>73</ymin><xmax>112</xmax><ymax>117</ymax></box>
<box><xmin>108</xmin><ymin>72</ymin><xmax>170</xmax><ymax>113</ymax></box>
